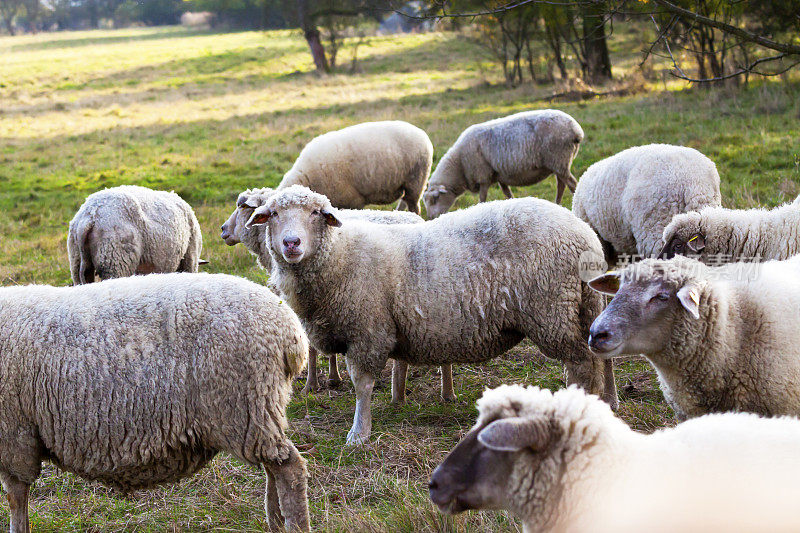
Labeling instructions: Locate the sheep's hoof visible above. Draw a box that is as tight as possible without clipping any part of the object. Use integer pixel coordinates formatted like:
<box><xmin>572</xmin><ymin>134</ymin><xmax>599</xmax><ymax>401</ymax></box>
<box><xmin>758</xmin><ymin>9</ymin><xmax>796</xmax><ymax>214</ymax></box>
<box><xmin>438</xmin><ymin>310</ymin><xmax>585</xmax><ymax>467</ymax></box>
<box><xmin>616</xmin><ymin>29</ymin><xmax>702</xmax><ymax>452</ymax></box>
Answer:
<box><xmin>301</xmin><ymin>377</ymin><xmax>322</xmax><ymax>394</ymax></box>
<box><xmin>345</xmin><ymin>430</ymin><xmax>370</xmax><ymax>447</ymax></box>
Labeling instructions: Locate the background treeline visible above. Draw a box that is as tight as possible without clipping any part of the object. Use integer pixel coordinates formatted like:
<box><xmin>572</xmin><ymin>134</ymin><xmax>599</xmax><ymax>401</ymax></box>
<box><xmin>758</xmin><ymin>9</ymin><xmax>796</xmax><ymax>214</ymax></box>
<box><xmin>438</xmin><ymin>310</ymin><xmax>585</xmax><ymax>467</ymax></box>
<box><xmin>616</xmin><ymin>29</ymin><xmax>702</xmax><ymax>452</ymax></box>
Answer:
<box><xmin>1</xmin><ymin>0</ymin><xmax>798</xmax><ymax>84</ymax></box>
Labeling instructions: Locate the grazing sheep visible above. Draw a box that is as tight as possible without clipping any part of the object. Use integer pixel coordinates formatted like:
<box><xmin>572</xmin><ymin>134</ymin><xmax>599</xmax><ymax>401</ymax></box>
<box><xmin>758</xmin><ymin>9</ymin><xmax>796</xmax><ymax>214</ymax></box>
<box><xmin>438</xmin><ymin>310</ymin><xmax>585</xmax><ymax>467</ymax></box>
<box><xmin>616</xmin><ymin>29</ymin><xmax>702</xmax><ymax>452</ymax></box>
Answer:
<box><xmin>247</xmin><ymin>185</ymin><xmax>617</xmax><ymax>445</ymax></box>
<box><xmin>68</xmin><ymin>185</ymin><xmax>204</xmax><ymax>284</ymax></box>
<box><xmin>0</xmin><ymin>273</ymin><xmax>310</xmax><ymax>532</ymax></box>
<box><xmin>572</xmin><ymin>144</ymin><xmax>721</xmax><ymax>263</ymax></box>
<box><xmin>587</xmin><ymin>255</ymin><xmax>800</xmax><ymax>420</ymax></box>
<box><xmin>279</xmin><ymin>121</ymin><xmax>433</xmax><ymax>214</ymax></box>
<box><xmin>423</xmin><ymin>110</ymin><xmax>584</xmax><ymax>219</ymax></box>
<box><xmin>220</xmin><ymin>188</ymin><xmax>455</xmax><ymax>401</ymax></box>
<box><xmin>661</xmin><ymin>195</ymin><xmax>800</xmax><ymax>262</ymax></box>
<box><xmin>430</xmin><ymin>384</ymin><xmax>800</xmax><ymax>533</ymax></box>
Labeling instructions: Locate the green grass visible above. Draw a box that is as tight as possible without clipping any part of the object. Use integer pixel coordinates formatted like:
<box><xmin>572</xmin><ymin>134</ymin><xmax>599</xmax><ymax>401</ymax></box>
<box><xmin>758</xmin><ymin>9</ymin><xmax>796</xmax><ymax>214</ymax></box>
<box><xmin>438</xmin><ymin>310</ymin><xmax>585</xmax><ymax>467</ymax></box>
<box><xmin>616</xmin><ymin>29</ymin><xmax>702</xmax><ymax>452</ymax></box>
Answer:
<box><xmin>0</xmin><ymin>24</ymin><xmax>799</xmax><ymax>531</ymax></box>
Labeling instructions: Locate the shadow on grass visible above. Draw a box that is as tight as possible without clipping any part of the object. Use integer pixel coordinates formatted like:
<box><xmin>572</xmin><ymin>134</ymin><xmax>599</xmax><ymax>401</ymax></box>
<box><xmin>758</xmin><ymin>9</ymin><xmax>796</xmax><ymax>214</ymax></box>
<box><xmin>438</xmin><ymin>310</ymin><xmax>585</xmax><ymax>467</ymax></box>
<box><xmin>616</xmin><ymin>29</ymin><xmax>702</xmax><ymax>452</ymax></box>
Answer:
<box><xmin>8</xmin><ymin>27</ymin><xmax>239</xmax><ymax>52</ymax></box>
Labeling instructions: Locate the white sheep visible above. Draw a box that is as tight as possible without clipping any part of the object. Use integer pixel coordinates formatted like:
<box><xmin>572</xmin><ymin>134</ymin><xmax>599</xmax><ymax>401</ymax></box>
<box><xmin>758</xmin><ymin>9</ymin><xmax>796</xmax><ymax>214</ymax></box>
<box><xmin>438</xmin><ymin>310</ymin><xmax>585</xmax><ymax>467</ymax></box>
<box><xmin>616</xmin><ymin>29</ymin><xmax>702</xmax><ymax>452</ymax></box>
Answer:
<box><xmin>279</xmin><ymin>120</ymin><xmax>433</xmax><ymax>214</ymax></box>
<box><xmin>67</xmin><ymin>185</ymin><xmax>204</xmax><ymax>284</ymax></box>
<box><xmin>247</xmin><ymin>185</ymin><xmax>617</xmax><ymax>445</ymax></box>
<box><xmin>430</xmin><ymin>384</ymin><xmax>800</xmax><ymax>532</ymax></box>
<box><xmin>572</xmin><ymin>144</ymin><xmax>721</xmax><ymax>262</ymax></box>
<box><xmin>588</xmin><ymin>255</ymin><xmax>800</xmax><ymax>420</ymax></box>
<box><xmin>661</xmin><ymin>195</ymin><xmax>800</xmax><ymax>262</ymax></box>
<box><xmin>0</xmin><ymin>273</ymin><xmax>310</xmax><ymax>532</ymax></box>
<box><xmin>220</xmin><ymin>187</ymin><xmax>455</xmax><ymax>401</ymax></box>
<box><xmin>422</xmin><ymin>109</ymin><xmax>584</xmax><ymax>218</ymax></box>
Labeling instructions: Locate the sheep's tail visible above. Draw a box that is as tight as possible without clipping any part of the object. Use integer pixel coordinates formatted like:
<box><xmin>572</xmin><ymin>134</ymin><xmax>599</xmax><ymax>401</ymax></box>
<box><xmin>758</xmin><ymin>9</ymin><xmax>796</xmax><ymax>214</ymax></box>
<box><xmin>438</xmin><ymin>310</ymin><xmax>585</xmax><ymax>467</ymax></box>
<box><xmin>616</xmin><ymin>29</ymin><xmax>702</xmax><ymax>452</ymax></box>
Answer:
<box><xmin>74</xmin><ymin>220</ymin><xmax>95</xmax><ymax>285</ymax></box>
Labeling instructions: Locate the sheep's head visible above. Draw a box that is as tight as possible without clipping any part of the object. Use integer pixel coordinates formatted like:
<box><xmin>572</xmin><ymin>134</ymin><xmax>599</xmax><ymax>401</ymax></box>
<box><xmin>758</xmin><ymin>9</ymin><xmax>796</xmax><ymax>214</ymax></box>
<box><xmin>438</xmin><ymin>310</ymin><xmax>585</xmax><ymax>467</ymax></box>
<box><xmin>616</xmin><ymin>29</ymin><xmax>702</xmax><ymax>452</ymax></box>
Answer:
<box><xmin>588</xmin><ymin>257</ymin><xmax>706</xmax><ymax>358</ymax></box>
<box><xmin>430</xmin><ymin>385</ymin><xmax>570</xmax><ymax>524</ymax></box>
<box><xmin>660</xmin><ymin>211</ymin><xmax>707</xmax><ymax>260</ymax></box>
<box><xmin>246</xmin><ymin>185</ymin><xmax>341</xmax><ymax>264</ymax></box>
<box><xmin>221</xmin><ymin>188</ymin><xmax>274</xmax><ymax>246</ymax></box>
<box><xmin>423</xmin><ymin>184</ymin><xmax>457</xmax><ymax>220</ymax></box>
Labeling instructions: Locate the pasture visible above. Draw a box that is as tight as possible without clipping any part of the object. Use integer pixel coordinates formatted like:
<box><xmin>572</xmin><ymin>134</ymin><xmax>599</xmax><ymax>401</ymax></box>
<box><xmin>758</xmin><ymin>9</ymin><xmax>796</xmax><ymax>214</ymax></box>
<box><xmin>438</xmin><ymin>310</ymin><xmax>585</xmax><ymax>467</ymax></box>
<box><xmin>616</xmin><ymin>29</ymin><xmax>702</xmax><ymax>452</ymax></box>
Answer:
<box><xmin>1</xmin><ymin>24</ymin><xmax>799</xmax><ymax>531</ymax></box>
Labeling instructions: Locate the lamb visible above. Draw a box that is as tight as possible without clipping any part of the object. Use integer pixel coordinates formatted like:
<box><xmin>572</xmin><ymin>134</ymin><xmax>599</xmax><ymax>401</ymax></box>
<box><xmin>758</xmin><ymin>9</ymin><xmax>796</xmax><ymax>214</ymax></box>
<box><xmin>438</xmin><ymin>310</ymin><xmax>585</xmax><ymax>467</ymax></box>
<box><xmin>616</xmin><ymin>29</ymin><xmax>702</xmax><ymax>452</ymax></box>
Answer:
<box><xmin>422</xmin><ymin>109</ymin><xmax>584</xmax><ymax>219</ymax></box>
<box><xmin>0</xmin><ymin>273</ymin><xmax>310</xmax><ymax>532</ymax></box>
<box><xmin>246</xmin><ymin>185</ymin><xmax>617</xmax><ymax>445</ymax></box>
<box><xmin>572</xmin><ymin>144</ymin><xmax>721</xmax><ymax>263</ymax></box>
<box><xmin>660</xmin><ymin>195</ymin><xmax>800</xmax><ymax>262</ymax></box>
<box><xmin>221</xmin><ymin>187</ymin><xmax>455</xmax><ymax>400</ymax></box>
<box><xmin>279</xmin><ymin>120</ymin><xmax>433</xmax><ymax>214</ymax></box>
<box><xmin>430</xmin><ymin>384</ymin><xmax>800</xmax><ymax>532</ymax></box>
<box><xmin>67</xmin><ymin>185</ymin><xmax>204</xmax><ymax>284</ymax></box>
<box><xmin>587</xmin><ymin>255</ymin><xmax>800</xmax><ymax>420</ymax></box>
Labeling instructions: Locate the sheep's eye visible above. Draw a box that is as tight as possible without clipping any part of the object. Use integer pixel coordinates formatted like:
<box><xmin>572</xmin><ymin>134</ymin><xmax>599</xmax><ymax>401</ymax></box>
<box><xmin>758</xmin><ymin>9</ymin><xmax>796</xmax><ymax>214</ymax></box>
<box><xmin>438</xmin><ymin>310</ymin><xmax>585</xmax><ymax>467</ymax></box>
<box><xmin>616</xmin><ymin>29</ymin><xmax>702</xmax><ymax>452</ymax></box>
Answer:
<box><xmin>651</xmin><ymin>292</ymin><xmax>670</xmax><ymax>302</ymax></box>
<box><xmin>311</xmin><ymin>209</ymin><xmax>320</xmax><ymax>216</ymax></box>
<box><xmin>674</xmin><ymin>242</ymin><xmax>684</xmax><ymax>251</ymax></box>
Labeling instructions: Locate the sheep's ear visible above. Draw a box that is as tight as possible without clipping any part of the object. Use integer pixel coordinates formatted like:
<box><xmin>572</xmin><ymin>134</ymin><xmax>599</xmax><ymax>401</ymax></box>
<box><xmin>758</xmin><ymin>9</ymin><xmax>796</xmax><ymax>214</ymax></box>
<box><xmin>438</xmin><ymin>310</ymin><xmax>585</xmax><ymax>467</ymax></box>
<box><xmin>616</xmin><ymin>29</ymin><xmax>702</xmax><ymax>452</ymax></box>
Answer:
<box><xmin>686</xmin><ymin>233</ymin><xmax>706</xmax><ymax>253</ymax></box>
<box><xmin>198</xmin><ymin>259</ymin><xmax>209</xmax><ymax>265</ymax></box>
<box><xmin>321</xmin><ymin>209</ymin><xmax>342</xmax><ymax>227</ymax></box>
<box><xmin>246</xmin><ymin>207</ymin><xmax>274</xmax><ymax>228</ymax></box>
<box><xmin>478</xmin><ymin>416</ymin><xmax>552</xmax><ymax>452</ymax></box>
<box><xmin>677</xmin><ymin>284</ymin><xmax>701</xmax><ymax>319</ymax></box>
<box><xmin>237</xmin><ymin>195</ymin><xmax>255</xmax><ymax>209</ymax></box>
<box><xmin>588</xmin><ymin>272</ymin><xmax>621</xmax><ymax>295</ymax></box>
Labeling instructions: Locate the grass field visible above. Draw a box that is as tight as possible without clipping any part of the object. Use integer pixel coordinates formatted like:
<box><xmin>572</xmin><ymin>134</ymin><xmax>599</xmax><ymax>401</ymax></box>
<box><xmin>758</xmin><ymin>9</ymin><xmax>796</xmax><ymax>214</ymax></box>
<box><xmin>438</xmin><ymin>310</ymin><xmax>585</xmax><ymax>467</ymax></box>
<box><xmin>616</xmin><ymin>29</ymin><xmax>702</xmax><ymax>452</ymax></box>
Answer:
<box><xmin>1</xmin><ymin>24</ymin><xmax>799</xmax><ymax>531</ymax></box>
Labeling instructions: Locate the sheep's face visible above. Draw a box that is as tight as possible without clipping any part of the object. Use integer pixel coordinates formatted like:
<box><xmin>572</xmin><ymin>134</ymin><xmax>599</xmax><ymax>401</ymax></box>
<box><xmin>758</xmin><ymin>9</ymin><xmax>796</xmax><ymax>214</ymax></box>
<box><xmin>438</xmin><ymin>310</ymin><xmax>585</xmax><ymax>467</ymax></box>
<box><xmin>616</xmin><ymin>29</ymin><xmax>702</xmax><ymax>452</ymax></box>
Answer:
<box><xmin>430</xmin><ymin>415</ymin><xmax>554</xmax><ymax>519</ymax></box>
<box><xmin>248</xmin><ymin>203</ymin><xmax>341</xmax><ymax>264</ymax></box>
<box><xmin>423</xmin><ymin>186</ymin><xmax>457</xmax><ymax>220</ymax></box>
<box><xmin>221</xmin><ymin>190</ymin><xmax>273</xmax><ymax>245</ymax></box>
<box><xmin>660</xmin><ymin>213</ymin><xmax>706</xmax><ymax>260</ymax></box>
<box><xmin>588</xmin><ymin>265</ymin><xmax>701</xmax><ymax>357</ymax></box>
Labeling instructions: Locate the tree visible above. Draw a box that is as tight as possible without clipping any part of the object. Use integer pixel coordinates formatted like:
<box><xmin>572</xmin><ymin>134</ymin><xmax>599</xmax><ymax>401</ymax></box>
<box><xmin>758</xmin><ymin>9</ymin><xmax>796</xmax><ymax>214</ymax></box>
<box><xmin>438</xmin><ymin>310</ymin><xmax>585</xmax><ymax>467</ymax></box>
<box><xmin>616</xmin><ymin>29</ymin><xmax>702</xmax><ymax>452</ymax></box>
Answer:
<box><xmin>581</xmin><ymin>0</ymin><xmax>612</xmax><ymax>82</ymax></box>
<box><xmin>0</xmin><ymin>0</ymin><xmax>23</xmax><ymax>34</ymax></box>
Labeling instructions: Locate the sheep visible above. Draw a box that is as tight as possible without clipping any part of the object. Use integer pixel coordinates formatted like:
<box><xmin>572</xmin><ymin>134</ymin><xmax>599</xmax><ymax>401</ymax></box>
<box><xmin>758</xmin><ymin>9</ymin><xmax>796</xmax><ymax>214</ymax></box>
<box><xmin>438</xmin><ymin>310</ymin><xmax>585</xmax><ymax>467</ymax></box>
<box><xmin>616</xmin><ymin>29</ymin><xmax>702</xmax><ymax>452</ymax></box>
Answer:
<box><xmin>0</xmin><ymin>273</ymin><xmax>310</xmax><ymax>532</ymax></box>
<box><xmin>221</xmin><ymin>187</ymin><xmax>455</xmax><ymax>401</ymax></box>
<box><xmin>429</xmin><ymin>384</ymin><xmax>800</xmax><ymax>533</ymax></box>
<box><xmin>572</xmin><ymin>144</ymin><xmax>721</xmax><ymax>263</ymax></box>
<box><xmin>67</xmin><ymin>185</ymin><xmax>204</xmax><ymax>284</ymax></box>
<box><xmin>587</xmin><ymin>255</ymin><xmax>800</xmax><ymax>420</ymax></box>
<box><xmin>660</xmin><ymin>195</ymin><xmax>800</xmax><ymax>263</ymax></box>
<box><xmin>279</xmin><ymin>120</ymin><xmax>433</xmax><ymax>214</ymax></box>
<box><xmin>422</xmin><ymin>110</ymin><xmax>584</xmax><ymax>219</ymax></box>
<box><xmin>246</xmin><ymin>185</ymin><xmax>617</xmax><ymax>445</ymax></box>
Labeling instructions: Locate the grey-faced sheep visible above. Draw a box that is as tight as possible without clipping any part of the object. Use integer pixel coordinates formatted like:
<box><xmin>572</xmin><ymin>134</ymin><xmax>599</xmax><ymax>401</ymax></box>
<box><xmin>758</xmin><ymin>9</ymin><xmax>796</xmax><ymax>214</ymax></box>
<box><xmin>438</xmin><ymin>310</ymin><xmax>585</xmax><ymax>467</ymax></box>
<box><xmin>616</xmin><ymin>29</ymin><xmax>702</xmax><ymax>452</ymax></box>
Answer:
<box><xmin>430</xmin><ymin>384</ymin><xmax>800</xmax><ymax>533</ymax></box>
<box><xmin>572</xmin><ymin>144</ymin><xmax>721</xmax><ymax>263</ymax></box>
<box><xmin>279</xmin><ymin>120</ymin><xmax>433</xmax><ymax>214</ymax></box>
<box><xmin>661</xmin><ymin>195</ymin><xmax>800</xmax><ymax>262</ymax></box>
<box><xmin>588</xmin><ymin>255</ymin><xmax>800</xmax><ymax>420</ymax></box>
<box><xmin>422</xmin><ymin>109</ymin><xmax>583</xmax><ymax>219</ymax></box>
<box><xmin>68</xmin><ymin>185</ymin><xmax>204</xmax><ymax>284</ymax></box>
<box><xmin>247</xmin><ymin>185</ymin><xmax>617</xmax><ymax>445</ymax></box>
<box><xmin>0</xmin><ymin>273</ymin><xmax>310</xmax><ymax>532</ymax></box>
<box><xmin>221</xmin><ymin>188</ymin><xmax>455</xmax><ymax>402</ymax></box>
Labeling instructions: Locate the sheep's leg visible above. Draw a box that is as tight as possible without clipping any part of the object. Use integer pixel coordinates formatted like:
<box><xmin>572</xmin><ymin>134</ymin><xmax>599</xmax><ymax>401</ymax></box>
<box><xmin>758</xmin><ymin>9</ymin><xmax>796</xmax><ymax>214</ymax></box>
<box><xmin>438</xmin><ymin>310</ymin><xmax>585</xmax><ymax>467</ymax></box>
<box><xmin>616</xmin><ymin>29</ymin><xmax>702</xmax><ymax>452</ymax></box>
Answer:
<box><xmin>564</xmin><ymin>356</ymin><xmax>618</xmax><ymax>411</ymax></box>
<box><xmin>440</xmin><ymin>364</ymin><xmax>456</xmax><ymax>402</ymax></box>
<box><xmin>391</xmin><ymin>360</ymin><xmax>408</xmax><ymax>405</ymax></box>
<box><xmin>1</xmin><ymin>473</ymin><xmax>30</xmax><ymax>533</ymax></box>
<box><xmin>555</xmin><ymin>180</ymin><xmax>567</xmax><ymax>204</ymax></box>
<box><xmin>327</xmin><ymin>353</ymin><xmax>342</xmax><ymax>388</ymax></box>
<box><xmin>346</xmin><ymin>358</ymin><xmax>375</xmax><ymax>446</ymax></box>
<box><xmin>301</xmin><ymin>347</ymin><xmax>320</xmax><ymax>394</ymax></box>
<box><xmin>265</xmin><ymin>447</ymin><xmax>310</xmax><ymax>532</ymax></box>
<box><xmin>500</xmin><ymin>183</ymin><xmax>514</xmax><ymax>199</ymax></box>
<box><xmin>602</xmin><ymin>358</ymin><xmax>619</xmax><ymax>411</ymax></box>
<box><xmin>263</xmin><ymin>466</ymin><xmax>284</xmax><ymax>531</ymax></box>
<box><xmin>478</xmin><ymin>183</ymin><xmax>490</xmax><ymax>203</ymax></box>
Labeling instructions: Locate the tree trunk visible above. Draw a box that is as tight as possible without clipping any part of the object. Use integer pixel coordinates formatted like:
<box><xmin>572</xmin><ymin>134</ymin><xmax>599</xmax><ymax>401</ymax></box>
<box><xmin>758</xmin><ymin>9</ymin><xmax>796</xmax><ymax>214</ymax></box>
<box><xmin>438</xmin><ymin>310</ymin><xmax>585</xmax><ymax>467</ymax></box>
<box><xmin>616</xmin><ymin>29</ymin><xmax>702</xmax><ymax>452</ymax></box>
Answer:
<box><xmin>297</xmin><ymin>0</ymin><xmax>329</xmax><ymax>73</ymax></box>
<box><xmin>582</xmin><ymin>0</ymin><xmax>612</xmax><ymax>83</ymax></box>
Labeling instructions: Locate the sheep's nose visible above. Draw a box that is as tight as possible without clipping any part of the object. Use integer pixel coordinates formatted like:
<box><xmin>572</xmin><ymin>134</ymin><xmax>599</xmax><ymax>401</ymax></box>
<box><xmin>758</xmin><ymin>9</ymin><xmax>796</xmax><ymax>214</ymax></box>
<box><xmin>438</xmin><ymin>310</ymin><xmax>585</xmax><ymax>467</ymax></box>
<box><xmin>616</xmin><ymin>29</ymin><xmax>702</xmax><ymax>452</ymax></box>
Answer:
<box><xmin>588</xmin><ymin>328</ymin><xmax>610</xmax><ymax>351</ymax></box>
<box><xmin>283</xmin><ymin>237</ymin><xmax>301</xmax><ymax>248</ymax></box>
<box><xmin>428</xmin><ymin>478</ymin><xmax>438</xmax><ymax>491</ymax></box>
